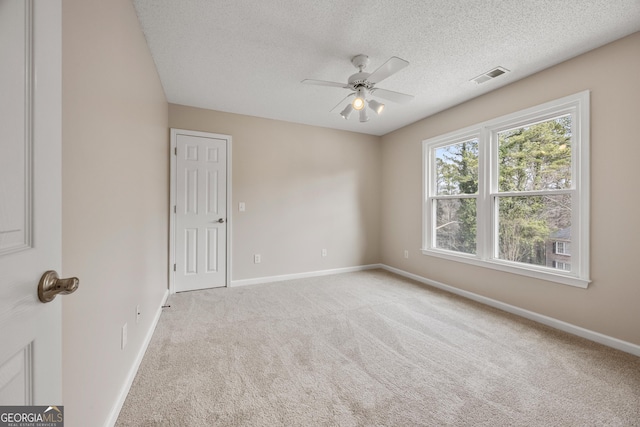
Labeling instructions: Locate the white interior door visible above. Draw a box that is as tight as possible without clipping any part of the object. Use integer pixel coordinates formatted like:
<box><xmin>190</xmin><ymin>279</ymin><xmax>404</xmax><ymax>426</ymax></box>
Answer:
<box><xmin>0</xmin><ymin>0</ymin><xmax>65</xmax><ymax>405</ymax></box>
<box><xmin>173</xmin><ymin>131</ymin><xmax>229</xmax><ymax>292</ymax></box>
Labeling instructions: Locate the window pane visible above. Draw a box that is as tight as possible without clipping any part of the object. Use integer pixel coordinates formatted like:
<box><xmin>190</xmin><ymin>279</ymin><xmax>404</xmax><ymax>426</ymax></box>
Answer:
<box><xmin>497</xmin><ymin>194</ymin><xmax>571</xmax><ymax>267</ymax></box>
<box><xmin>553</xmin><ymin>261</ymin><xmax>571</xmax><ymax>271</ymax></box>
<box><xmin>498</xmin><ymin>116</ymin><xmax>572</xmax><ymax>192</ymax></box>
<box><xmin>435</xmin><ymin>138</ymin><xmax>479</xmax><ymax>195</ymax></box>
<box><xmin>435</xmin><ymin>198</ymin><xmax>476</xmax><ymax>254</ymax></box>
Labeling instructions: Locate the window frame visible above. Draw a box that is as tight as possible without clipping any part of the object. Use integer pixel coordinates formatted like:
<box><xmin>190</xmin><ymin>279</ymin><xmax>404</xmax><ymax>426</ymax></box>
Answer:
<box><xmin>422</xmin><ymin>91</ymin><xmax>590</xmax><ymax>288</ymax></box>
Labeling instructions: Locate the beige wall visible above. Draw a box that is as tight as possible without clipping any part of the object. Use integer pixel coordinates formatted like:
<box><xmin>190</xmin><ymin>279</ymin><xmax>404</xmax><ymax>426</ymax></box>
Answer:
<box><xmin>169</xmin><ymin>106</ymin><xmax>381</xmax><ymax>280</ymax></box>
<box><xmin>61</xmin><ymin>0</ymin><xmax>168</xmax><ymax>426</ymax></box>
<box><xmin>381</xmin><ymin>32</ymin><xmax>640</xmax><ymax>346</ymax></box>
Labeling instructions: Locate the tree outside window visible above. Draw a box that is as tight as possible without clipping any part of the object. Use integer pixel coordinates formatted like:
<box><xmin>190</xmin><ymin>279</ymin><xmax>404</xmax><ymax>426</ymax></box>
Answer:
<box><xmin>496</xmin><ymin>116</ymin><xmax>572</xmax><ymax>267</ymax></box>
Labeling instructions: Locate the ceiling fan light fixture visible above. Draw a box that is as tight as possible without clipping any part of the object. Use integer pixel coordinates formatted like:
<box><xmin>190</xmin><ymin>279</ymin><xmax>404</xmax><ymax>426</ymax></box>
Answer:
<box><xmin>368</xmin><ymin>99</ymin><xmax>385</xmax><ymax>114</ymax></box>
<box><xmin>352</xmin><ymin>97</ymin><xmax>365</xmax><ymax>110</ymax></box>
<box><xmin>340</xmin><ymin>104</ymin><xmax>354</xmax><ymax>119</ymax></box>
<box><xmin>352</xmin><ymin>88</ymin><xmax>366</xmax><ymax>110</ymax></box>
<box><xmin>359</xmin><ymin>108</ymin><xmax>369</xmax><ymax>122</ymax></box>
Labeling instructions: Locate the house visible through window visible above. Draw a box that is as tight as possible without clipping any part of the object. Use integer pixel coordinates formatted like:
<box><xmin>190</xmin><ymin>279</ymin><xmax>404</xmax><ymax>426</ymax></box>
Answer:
<box><xmin>422</xmin><ymin>92</ymin><xmax>590</xmax><ymax>288</ymax></box>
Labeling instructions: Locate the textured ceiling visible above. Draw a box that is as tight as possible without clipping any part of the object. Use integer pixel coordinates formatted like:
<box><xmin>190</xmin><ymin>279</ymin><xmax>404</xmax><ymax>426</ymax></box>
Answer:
<box><xmin>133</xmin><ymin>0</ymin><xmax>640</xmax><ymax>136</ymax></box>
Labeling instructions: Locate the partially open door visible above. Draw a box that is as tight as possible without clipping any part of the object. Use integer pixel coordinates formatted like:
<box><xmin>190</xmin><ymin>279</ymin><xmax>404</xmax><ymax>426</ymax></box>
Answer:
<box><xmin>171</xmin><ymin>129</ymin><xmax>231</xmax><ymax>292</ymax></box>
<box><xmin>0</xmin><ymin>0</ymin><xmax>74</xmax><ymax>406</ymax></box>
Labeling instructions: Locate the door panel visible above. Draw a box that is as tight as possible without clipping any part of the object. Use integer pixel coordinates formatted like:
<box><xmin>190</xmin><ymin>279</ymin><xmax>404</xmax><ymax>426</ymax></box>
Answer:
<box><xmin>0</xmin><ymin>0</ymin><xmax>30</xmax><ymax>254</ymax></box>
<box><xmin>206</xmin><ymin>170</ymin><xmax>218</xmax><ymax>214</ymax></box>
<box><xmin>174</xmin><ymin>133</ymin><xmax>228</xmax><ymax>292</ymax></box>
<box><xmin>0</xmin><ymin>0</ymin><xmax>63</xmax><ymax>405</ymax></box>
<box><xmin>0</xmin><ymin>345</ymin><xmax>32</xmax><ymax>404</ymax></box>
<box><xmin>206</xmin><ymin>227</ymin><xmax>218</xmax><ymax>272</ymax></box>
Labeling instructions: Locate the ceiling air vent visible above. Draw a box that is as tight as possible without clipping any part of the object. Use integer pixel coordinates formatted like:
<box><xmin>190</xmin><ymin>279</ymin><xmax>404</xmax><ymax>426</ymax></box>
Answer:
<box><xmin>471</xmin><ymin>66</ymin><xmax>509</xmax><ymax>84</ymax></box>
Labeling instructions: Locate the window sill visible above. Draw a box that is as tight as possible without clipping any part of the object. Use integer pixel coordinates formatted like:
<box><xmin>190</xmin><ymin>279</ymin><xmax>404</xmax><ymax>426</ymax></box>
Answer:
<box><xmin>421</xmin><ymin>248</ymin><xmax>590</xmax><ymax>289</ymax></box>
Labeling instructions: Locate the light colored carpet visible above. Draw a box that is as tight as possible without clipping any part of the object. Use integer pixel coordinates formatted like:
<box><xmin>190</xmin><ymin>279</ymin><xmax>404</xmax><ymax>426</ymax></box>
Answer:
<box><xmin>116</xmin><ymin>270</ymin><xmax>640</xmax><ymax>426</ymax></box>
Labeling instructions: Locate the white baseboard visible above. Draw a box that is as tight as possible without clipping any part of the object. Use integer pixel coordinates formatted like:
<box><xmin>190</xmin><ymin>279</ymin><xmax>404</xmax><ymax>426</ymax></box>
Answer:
<box><xmin>381</xmin><ymin>264</ymin><xmax>640</xmax><ymax>357</ymax></box>
<box><xmin>230</xmin><ymin>264</ymin><xmax>382</xmax><ymax>287</ymax></box>
<box><xmin>105</xmin><ymin>289</ymin><xmax>170</xmax><ymax>427</ymax></box>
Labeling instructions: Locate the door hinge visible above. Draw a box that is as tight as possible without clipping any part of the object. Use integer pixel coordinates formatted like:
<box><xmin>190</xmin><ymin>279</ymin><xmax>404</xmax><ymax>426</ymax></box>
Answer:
<box><xmin>174</xmin><ymin>147</ymin><xmax>177</xmax><ymax>155</ymax></box>
<box><xmin>173</xmin><ymin>264</ymin><xmax>176</xmax><ymax>272</ymax></box>
<box><xmin>174</xmin><ymin>205</ymin><xmax>176</xmax><ymax>214</ymax></box>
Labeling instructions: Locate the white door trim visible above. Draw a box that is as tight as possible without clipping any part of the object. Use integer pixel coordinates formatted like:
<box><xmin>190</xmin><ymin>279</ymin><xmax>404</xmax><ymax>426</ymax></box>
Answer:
<box><xmin>169</xmin><ymin>128</ymin><xmax>232</xmax><ymax>293</ymax></box>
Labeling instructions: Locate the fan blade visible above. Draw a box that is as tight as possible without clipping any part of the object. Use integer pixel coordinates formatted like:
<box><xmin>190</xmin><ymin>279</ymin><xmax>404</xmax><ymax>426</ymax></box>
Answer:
<box><xmin>367</xmin><ymin>57</ymin><xmax>409</xmax><ymax>84</ymax></box>
<box><xmin>330</xmin><ymin>93</ymin><xmax>355</xmax><ymax>112</ymax></box>
<box><xmin>370</xmin><ymin>88</ymin><xmax>414</xmax><ymax>104</ymax></box>
<box><xmin>301</xmin><ymin>79</ymin><xmax>349</xmax><ymax>89</ymax></box>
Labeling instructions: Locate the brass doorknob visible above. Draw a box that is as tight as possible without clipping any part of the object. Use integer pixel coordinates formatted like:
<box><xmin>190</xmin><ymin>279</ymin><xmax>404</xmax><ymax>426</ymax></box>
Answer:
<box><xmin>38</xmin><ymin>270</ymin><xmax>79</xmax><ymax>303</ymax></box>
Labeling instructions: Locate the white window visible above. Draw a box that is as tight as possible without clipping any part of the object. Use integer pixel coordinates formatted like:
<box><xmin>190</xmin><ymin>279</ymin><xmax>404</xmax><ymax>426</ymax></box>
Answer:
<box><xmin>423</xmin><ymin>92</ymin><xmax>590</xmax><ymax>288</ymax></box>
<box><xmin>553</xmin><ymin>261</ymin><xmax>571</xmax><ymax>271</ymax></box>
<box><xmin>554</xmin><ymin>241</ymin><xmax>570</xmax><ymax>255</ymax></box>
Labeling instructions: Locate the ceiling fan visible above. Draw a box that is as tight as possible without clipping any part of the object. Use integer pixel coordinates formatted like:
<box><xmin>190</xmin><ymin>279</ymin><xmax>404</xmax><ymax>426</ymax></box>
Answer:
<box><xmin>302</xmin><ymin>54</ymin><xmax>414</xmax><ymax>122</ymax></box>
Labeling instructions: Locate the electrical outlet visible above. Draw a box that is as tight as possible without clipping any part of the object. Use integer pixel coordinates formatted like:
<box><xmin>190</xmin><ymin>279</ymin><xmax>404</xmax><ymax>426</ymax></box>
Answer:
<box><xmin>321</xmin><ymin>248</ymin><xmax>327</xmax><ymax>257</ymax></box>
<box><xmin>121</xmin><ymin>323</ymin><xmax>127</xmax><ymax>350</ymax></box>
<box><xmin>404</xmin><ymin>250</ymin><xmax>409</xmax><ymax>259</ymax></box>
<box><xmin>254</xmin><ymin>254</ymin><xmax>261</xmax><ymax>264</ymax></box>
<box><xmin>136</xmin><ymin>305</ymin><xmax>141</xmax><ymax>324</ymax></box>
